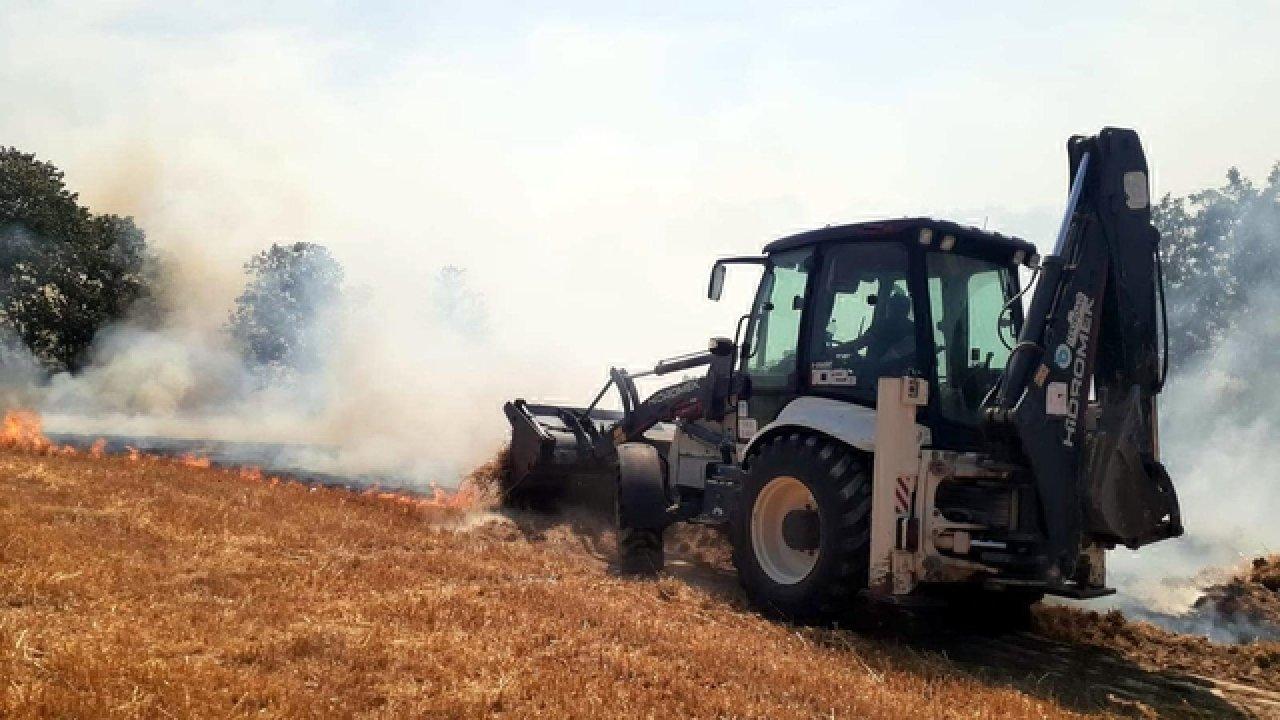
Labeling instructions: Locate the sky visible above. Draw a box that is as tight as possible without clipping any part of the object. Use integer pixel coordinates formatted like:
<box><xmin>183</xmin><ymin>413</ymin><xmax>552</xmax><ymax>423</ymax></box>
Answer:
<box><xmin>2</xmin><ymin>0</ymin><xmax>1279</xmax><ymax>404</ymax></box>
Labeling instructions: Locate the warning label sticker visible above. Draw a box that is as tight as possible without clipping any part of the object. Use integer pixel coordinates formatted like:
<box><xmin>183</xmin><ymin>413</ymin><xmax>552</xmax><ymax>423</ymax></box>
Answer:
<box><xmin>1046</xmin><ymin>381</ymin><xmax>1068</xmax><ymax>416</ymax></box>
<box><xmin>811</xmin><ymin>362</ymin><xmax>855</xmax><ymax>387</ymax></box>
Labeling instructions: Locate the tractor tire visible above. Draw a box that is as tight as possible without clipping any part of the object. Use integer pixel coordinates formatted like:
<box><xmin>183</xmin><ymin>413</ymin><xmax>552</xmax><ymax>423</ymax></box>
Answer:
<box><xmin>617</xmin><ymin>527</ymin><xmax>664</xmax><ymax>575</ymax></box>
<box><xmin>615</xmin><ymin>443</ymin><xmax>670</xmax><ymax>576</ymax></box>
<box><xmin>732</xmin><ymin>432</ymin><xmax>872</xmax><ymax>623</ymax></box>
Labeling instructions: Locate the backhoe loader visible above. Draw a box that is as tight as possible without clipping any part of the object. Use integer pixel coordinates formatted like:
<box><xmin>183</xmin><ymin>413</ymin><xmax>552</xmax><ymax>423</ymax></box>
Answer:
<box><xmin>504</xmin><ymin>127</ymin><xmax>1181</xmax><ymax>619</ymax></box>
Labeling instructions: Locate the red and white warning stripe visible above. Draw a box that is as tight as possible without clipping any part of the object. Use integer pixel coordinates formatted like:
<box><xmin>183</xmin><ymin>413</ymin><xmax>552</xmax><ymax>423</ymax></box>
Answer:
<box><xmin>894</xmin><ymin>475</ymin><xmax>915</xmax><ymax>516</ymax></box>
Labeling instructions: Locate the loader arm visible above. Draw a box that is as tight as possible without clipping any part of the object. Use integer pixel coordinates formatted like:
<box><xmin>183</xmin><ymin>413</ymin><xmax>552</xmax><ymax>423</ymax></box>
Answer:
<box><xmin>503</xmin><ymin>339</ymin><xmax>736</xmax><ymax>498</ymax></box>
<box><xmin>987</xmin><ymin>127</ymin><xmax>1182</xmax><ymax>582</ymax></box>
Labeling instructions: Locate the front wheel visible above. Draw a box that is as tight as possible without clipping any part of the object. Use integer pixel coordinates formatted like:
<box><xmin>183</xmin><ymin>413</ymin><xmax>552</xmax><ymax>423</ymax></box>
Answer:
<box><xmin>732</xmin><ymin>433</ymin><xmax>872</xmax><ymax>622</ymax></box>
<box><xmin>615</xmin><ymin>443</ymin><xmax>670</xmax><ymax>575</ymax></box>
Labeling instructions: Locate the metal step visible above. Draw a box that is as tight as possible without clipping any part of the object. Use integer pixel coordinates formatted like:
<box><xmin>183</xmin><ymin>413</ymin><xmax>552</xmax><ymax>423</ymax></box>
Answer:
<box><xmin>985</xmin><ymin>576</ymin><xmax>1116</xmax><ymax>599</ymax></box>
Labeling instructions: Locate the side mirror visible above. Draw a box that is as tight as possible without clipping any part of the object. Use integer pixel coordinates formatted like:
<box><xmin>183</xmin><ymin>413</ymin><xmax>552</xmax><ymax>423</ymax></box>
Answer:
<box><xmin>708</xmin><ymin>262</ymin><xmax>726</xmax><ymax>301</ymax></box>
<box><xmin>708</xmin><ymin>336</ymin><xmax>734</xmax><ymax>356</ymax></box>
<box><xmin>706</xmin><ymin>255</ymin><xmax>767</xmax><ymax>301</ymax></box>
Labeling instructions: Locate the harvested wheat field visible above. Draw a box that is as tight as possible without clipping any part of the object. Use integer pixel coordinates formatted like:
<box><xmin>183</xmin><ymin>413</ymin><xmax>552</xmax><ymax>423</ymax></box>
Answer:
<box><xmin>0</xmin><ymin>449</ymin><xmax>1276</xmax><ymax>719</ymax></box>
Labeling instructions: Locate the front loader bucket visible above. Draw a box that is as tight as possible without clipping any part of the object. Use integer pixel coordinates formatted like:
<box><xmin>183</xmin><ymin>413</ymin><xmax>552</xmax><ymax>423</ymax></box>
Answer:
<box><xmin>502</xmin><ymin>399</ymin><xmax>621</xmax><ymax>510</ymax></box>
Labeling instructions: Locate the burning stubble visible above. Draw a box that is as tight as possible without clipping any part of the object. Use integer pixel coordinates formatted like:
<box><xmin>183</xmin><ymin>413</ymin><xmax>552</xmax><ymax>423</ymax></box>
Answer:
<box><xmin>0</xmin><ymin>408</ymin><xmax>487</xmax><ymax>513</ymax></box>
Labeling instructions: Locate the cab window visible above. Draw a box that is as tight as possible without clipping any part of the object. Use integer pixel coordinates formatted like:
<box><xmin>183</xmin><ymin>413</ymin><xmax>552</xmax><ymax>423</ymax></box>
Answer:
<box><xmin>806</xmin><ymin>243</ymin><xmax>916</xmax><ymax>406</ymax></box>
<box><xmin>746</xmin><ymin>248</ymin><xmax>812</xmax><ymax>390</ymax></box>
<box><xmin>926</xmin><ymin>252</ymin><xmax>1016</xmax><ymax>424</ymax></box>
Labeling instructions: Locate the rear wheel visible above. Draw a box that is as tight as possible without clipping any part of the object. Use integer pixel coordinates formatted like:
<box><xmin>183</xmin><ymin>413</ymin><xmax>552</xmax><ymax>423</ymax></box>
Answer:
<box><xmin>732</xmin><ymin>432</ymin><xmax>872</xmax><ymax>622</ymax></box>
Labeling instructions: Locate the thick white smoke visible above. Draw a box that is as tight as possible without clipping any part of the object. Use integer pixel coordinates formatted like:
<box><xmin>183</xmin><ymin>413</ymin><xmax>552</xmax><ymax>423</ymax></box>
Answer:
<box><xmin>29</xmin><ymin>258</ymin><xmax>538</xmax><ymax>490</ymax></box>
<box><xmin>1105</xmin><ymin>286</ymin><xmax>1280</xmax><ymax>624</ymax></box>
<box><xmin>1093</xmin><ymin>174</ymin><xmax>1280</xmax><ymax>638</ymax></box>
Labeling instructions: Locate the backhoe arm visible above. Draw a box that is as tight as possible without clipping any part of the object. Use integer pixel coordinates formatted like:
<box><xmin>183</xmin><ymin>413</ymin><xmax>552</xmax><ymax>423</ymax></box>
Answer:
<box><xmin>988</xmin><ymin>127</ymin><xmax>1182</xmax><ymax>582</ymax></box>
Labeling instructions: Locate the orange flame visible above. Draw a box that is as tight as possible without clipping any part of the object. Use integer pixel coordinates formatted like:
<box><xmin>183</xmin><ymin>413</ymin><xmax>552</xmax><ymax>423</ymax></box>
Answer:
<box><xmin>178</xmin><ymin>453</ymin><xmax>211</xmax><ymax>469</ymax></box>
<box><xmin>1</xmin><ymin>410</ymin><xmax>54</xmax><ymax>454</ymax></box>
<box><xmin>0</xmin><ymin>409</ymin><xmax>110</xmax><ymax>458</ymax></box>
<box><xmin>361</xmin><ymin>480</ymin><xmax>477</xmax><ymax>511</ymax></box>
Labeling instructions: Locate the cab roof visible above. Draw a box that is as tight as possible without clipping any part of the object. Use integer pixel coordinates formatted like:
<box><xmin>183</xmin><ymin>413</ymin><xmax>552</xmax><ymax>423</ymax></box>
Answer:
<box><xmin>763</xmin><ymin>217</ymin><xmax>1037</xmax><ymax>264</ymax></box>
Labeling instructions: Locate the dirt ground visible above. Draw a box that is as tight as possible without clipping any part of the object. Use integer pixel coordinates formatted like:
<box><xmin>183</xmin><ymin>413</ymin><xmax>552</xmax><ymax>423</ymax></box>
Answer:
<box><xmin>0</xmin><ymin>449</ymin><xmax>1276</xmax><ymax>719</ymax></box>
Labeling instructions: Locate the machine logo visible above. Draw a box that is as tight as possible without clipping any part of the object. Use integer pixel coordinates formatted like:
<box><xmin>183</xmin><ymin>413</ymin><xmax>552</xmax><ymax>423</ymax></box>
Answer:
<box><xmin>648</xmin><ymin>378</ymin><xmax>701</xmax><ymax>403</ymax></box>
<box><xmin>1061</xmin><ymin>291</ymin><xmax>1095</xmax><ymax>448</ymax></box>
<box><xmin>1053</xmin><ymin>344</ymin><xmax>1072</xmax><ymax>369</ymax></box>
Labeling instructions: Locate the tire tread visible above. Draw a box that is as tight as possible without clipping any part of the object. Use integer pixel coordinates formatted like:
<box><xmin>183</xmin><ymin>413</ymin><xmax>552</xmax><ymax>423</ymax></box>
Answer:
<box><xmin>732</xmin><ymin>432</ymin><xmax>872</xmax><ymax>622</ymax></box>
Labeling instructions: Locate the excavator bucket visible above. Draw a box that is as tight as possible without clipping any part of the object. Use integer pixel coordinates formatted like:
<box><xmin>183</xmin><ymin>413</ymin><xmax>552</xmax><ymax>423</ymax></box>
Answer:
<box><xmin>501</xmin><ymin>399</ymin><xmax>622</xmax><ymax>509</ymax></box>
<box><xmin>502</xmin><ymin>349</ymin><xmax>718</xmax><ymax>511</ymax></box>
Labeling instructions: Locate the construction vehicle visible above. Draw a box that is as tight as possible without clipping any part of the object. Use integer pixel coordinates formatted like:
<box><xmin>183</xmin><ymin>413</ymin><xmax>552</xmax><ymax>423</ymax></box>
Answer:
<box><xmin>503</xmin><ymin>127</ymin><xmax>1182</xmax><ymax>619</ymax></box>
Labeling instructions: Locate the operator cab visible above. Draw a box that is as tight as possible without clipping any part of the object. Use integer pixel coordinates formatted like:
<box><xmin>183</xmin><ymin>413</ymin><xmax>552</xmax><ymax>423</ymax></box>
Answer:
<box><xmin>733</xmin><ymin>218</ymin><xmax>1036</xmax><ymax>450</ymax></box>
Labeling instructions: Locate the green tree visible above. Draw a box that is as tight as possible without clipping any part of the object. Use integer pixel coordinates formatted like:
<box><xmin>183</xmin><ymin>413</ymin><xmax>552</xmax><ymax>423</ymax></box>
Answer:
<box><xmin>1154</xmin><ymin>163</ymin><xmax>1280</xmax><ymax>370</ymax></box>
<box><xmin>227</xmin><ymin>242</ymin><xmax>344</xmax><ymax>376</ymax></box>
<box><xmin>0</xmin><ymin>147</ymin><xmax>154</xmax><ymax>372</ymax></box>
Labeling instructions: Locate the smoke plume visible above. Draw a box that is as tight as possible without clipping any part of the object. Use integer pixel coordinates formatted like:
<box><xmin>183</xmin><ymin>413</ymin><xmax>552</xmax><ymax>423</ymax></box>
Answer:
<box><xmin>24</xmin><ymin>254</ymin><xmax>521</xmax><ymax>491</ymax></box>
<box><xmin>1102</xmin><ymin>170</ymin><xmax>1280</xmax><ymax>640</ymax></box>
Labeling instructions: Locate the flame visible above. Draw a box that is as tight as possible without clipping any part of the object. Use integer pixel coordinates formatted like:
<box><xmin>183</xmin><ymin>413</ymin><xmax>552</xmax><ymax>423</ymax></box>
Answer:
<box><xmin>361</xmin><ymin>481</ymin><xmax>478</xmax><ymax>511</ymax></box>
<box><xmin>1</xmin><ymin>410</ymin><xmax>55</xmax><ymax>454</ymax></box>
<box><xmin>178</xmin><ymin>453</ymin><xmax>211</xmax><ymax>469</ymax></box>
<box><xmin>0</xmin><ymin>409</ymin><xmax>107</xmax><ymax>458</ymax></box>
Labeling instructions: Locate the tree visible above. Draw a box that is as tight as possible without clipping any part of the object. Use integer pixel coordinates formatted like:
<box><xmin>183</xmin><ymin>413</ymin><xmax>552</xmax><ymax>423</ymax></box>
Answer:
<box><xmin>1153</xmin><ymin>163</ymin><xmax>1280</xmax><ymax>370</ymax></box>
<box><xmin>227</xmin><ymin>242</ymin><xmax>344</xmax><ymax>377</ymax></box>
<box><xmin>0</xmin><ymin>147</ymin><xmax>154</xmax><ymax>372</ymax></box>
<box><xmin>433</xmin><ymin>265</ymin><xmax>489</xmax><ymax>339</ymax></box>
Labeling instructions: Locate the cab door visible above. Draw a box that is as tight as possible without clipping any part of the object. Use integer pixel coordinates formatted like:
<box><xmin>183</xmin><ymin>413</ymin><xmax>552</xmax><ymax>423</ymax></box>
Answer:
<box><xmin>740</xmin><ymin>247</ymin><xmax>813</xmax><ymax>434</ymax></box>
<box><xmin>803</xmin><ymin>242</ymin><xmax>917</xmax><ymax>408</ymax></box>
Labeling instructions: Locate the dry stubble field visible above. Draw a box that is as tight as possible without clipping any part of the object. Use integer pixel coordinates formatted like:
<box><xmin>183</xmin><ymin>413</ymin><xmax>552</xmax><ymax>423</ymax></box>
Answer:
<box><xmin>1</xmin><ymin>448</ymin><xmax>1276</xmax><ymax>719</ymax></box>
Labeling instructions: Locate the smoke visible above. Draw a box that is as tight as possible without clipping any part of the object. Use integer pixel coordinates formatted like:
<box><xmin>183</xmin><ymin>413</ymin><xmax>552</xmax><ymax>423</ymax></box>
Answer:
<box><xmin>1105</xmin><ymin>291</ymin><xmax>1280</xmax><ymax>631</ymax></box>
<box><xmin>24</xmin><ymin>251</ymin><xmax>523</xmax><ymax>490</ymax></box>
<box><xmin>0</xmin><ymin>325</ymin><xmax>43</xmax><ymax>409</ymax></box>
<box><xmin>1102</xmin><ymin>173</ymin><xmax>1280</xmax><ymax>639</ymax></box>
<box><xmin>434</xmin><ymin>267</ymin><xmax>491</xmax><ymax>341</ymax></box>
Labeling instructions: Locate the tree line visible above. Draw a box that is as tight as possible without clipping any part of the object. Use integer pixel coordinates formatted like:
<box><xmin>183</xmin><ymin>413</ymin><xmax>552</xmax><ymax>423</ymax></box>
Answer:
<box><xmin>1154</xmin><ymin>164</ymin><xmax>1280</xmax><ymax>371</ymax></box>
<box><xmin>2</xmin><ymin>146</ymin><xmax>1274</xmax><ymax>381</ymax></box>
<box><xmin>0</xmin><ymin>147</ymin><xmax>343</xmax><ymax>379</ymax></box>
